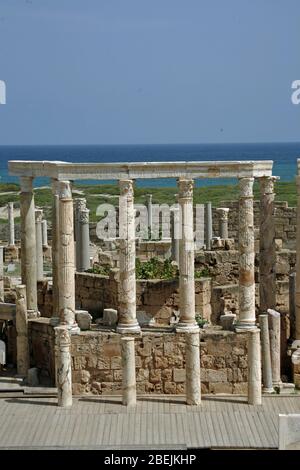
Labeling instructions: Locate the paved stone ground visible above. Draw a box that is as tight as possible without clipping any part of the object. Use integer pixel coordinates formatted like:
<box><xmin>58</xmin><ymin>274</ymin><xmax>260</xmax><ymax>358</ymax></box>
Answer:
<box><xmin>0</xmin><ymin>394</ymin><xmax>300</xmax><ymax>449</ymax></box>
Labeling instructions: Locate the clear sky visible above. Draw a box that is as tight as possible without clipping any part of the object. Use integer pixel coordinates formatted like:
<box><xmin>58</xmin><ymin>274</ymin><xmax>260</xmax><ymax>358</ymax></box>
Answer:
<box><xmin>0</xmin><ymin>0</ymin><xmax>299</xmax><ymax>145</ymax></box>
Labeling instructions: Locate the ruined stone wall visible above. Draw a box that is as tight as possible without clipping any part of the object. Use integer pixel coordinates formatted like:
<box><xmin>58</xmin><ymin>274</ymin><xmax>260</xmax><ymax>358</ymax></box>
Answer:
<box><xmin>28</xmin><ymin>319</ymin><xmax>248</xmax><ymax>395</ymax></box>
<box><xmin>212</xmin><ymin>201</ymin><xmax>296</xmax><ymax>250</ymax></box>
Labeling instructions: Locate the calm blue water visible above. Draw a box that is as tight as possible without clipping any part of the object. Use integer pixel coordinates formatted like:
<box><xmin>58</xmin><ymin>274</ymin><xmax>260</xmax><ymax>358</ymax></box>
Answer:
<box><xmin>0</xmin><ymin>142</ymin><xmax>299</xmax><ymax>187</ymax></box>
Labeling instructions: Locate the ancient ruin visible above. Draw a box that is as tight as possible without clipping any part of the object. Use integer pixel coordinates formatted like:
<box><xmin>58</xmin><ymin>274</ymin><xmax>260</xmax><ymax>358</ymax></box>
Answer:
<box><xmin>0</xmin><ymin>158</ymin><xmax>299</xmax><ymax>416</ymax></box>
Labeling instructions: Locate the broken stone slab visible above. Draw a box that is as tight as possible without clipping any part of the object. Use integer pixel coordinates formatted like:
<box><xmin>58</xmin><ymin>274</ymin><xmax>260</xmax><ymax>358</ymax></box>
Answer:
<box><xmin>220</xmin><ymin>313</ymin><xmax>236</xmax><ymax>331</ymax></box>
<box><xmin>75</xmin><ymin>310</ymin><xmax>92</xmax><ymax>331</ymax></box>
<box><xmin>27</xmin><ymin>367</ymin><xmax>39</xmax><ymax>387</ymax></box>
<box><xmin>103</xmin><ymin>308</ymin><xmax>118</xmax><ymax>327</ymax></box>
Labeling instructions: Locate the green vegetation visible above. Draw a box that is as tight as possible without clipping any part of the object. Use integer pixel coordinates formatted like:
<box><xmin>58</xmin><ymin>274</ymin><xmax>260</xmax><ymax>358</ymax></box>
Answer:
<box><xmin>195</xmin><ymin>268</ymin><xmax>211</xmax><ymax>278</ymax></box>
<box><xmin>195</xmin><ymin>314</ymin><xmax>208</xmax><ymax>328</ymax></box>
<box><xmin>86</xmin><ymin>265</ymin><xmax>110</xmax><ymax>276</ymax></box>
<box><xmin>136</xmin><ymin>257</ymin><xmax>178</xmax><ymax>280</ymax></box>
<box><xmin>0</xmin><ymin>180</ymin><xmax>297</xmax><ymax>223</ymax></box>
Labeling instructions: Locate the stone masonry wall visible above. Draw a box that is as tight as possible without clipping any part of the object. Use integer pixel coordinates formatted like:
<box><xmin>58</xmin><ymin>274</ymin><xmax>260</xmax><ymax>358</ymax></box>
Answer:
<box><xmin>28</xmin><ymin>319</ymin><xmax>249</xmax><ymax>395</ymax></box>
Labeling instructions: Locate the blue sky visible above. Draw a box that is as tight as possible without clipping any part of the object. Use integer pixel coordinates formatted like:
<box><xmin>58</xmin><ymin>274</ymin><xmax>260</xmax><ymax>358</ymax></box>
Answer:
<box><xmin>0</xmin><ymin>0</ymin><xmax>299</xmax><ymax>145</ymax></box>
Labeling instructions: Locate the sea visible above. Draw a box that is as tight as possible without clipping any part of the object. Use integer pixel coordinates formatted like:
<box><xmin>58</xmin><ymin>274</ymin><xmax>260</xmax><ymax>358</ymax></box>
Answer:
<box><xmin>0</xmin><ymin>142</ymin><xmax>300</xmax><ymax>187</ymax></box>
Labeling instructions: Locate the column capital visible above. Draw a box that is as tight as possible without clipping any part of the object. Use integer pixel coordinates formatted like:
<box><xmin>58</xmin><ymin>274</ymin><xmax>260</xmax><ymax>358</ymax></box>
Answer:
<box><xmin>35</xmin><ymin>209</ymin><xmax>43</xmax><ymax>223</ymax></box>
<box><xmin>119</xmin><ymin>179</ymin><xmax>134</xmax><ymax>197</ymax></box>
<box><xmin>216</xmin><ymin>207</ymin><xmax>230</xmax><ymax>221</ymax></box>
<box><xmin>259</xmin><ymin>176</ymin><xmax>279</xmax><ymax>194</ymax></box>
<box><xmin>57</xmin><ymin>181</ymin><xmax>72</xmax><ymax>199</ymax></box>
<box><xmin>74</xmin><ymin>198</ymin><xmax>87</xmax><ymax>212</ymax></box>
<box><xmin>20</xmin><ymin>176</ymin><xmax>34</xmax><ymax>193</ymax></box>
<box><xmin>79</xmin><ymin>208</ymin><xmax>90</xmax><ymax>224</ymax></box>
<box><xmin>239</xmin><ymin>177</ymin><xmax>254</xmax><ymax>198</ymax></box>
<box><xmin>178</xmin><ymin>178</ymin><xmax>194</xmax><ymax>199</ymax></box>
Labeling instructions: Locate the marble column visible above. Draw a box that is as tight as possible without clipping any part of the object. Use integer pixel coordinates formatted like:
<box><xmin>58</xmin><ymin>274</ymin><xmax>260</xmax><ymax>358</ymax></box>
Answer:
<box><xmin>268</xmin><ymin>309</ymin><xmax>282</xmax><ymax>386</ymax></box>
<box><xmin>295</xmin><ymin>176</ymin><xmax>300</xmax><ymax>340</ymax></box>
<box><xmin>0</xmin><ymin>247</ymin><xmax>4</xmax><ymax>302</ymax></box>
<box><xmin>236</xmin><ymin>178</ymin><xmax>256</xmax><ymax>330</ymax></box>
<box><xmin>259</xmin><ymin>177</ymin><xmax>277</xmax><ymax>314</ymax></box>
<box><xmin>170</xmin><ymin>207</ymin><xmax>180</xmax><ymax>263</ymax></box>
<box><xmin>185</xmin><ymin>331</ymin><xmax>201</xmax><ymax>405</ymax></box>
<box><xmin>247</xmin><ymin>328</ymin><xmax>262</xmax><ymax>405</ymax></box>
<box><xmin>116</xmin><ymin>180</ymin><xmax>140</xmax><ymax>334</ymax></box>
<box><xmin>42</xmin><ymin>219</ymin><xmax>48</xmax><ymax>247</ymax></box>
<box><xmin>74</xmin><ymin>198</ymin><xmax>86</xmax><ymax>272</ymax></box>
<box><xmin>205</xmin><ymin>202</ymin><xmax>213</xmax><ymax>250</ymax></box>
<box><xmin>216</xmin><ymin>207</ymin><xmax>229</xmax><ymax>239</ymax></box>
<box><xmin>20</xmin><ymin>176</ymin><xmax>38</xmax><ymax>316</ymax></box>
<box><xmin>55</xmin><ymin>326</ymin><xmax>72</xmax><ymax>407</ymax></box>
<box><xmin>176</xmin><ymin>179</ymin><xmax>198</xmax><ymax>331</ymax></box>
<box><xmin>51</xmin><ymin>179</ymin><xmax>60</xmax><ymax>324</ymax></box>
<box><xmin>16</xmin><ymin>285</ymin><xmax>29</xmax><ymax>377</ymax></box>
<box><xmin>35</xmin><ymin>209</ymin><xmax>44</xmax><ymax>281</ymax></box>
<box><xmin>146</xmin><ymin>194</ymin><xmax>153</xmax><ymax>238</ymax></box>
<box><xmin>7</xmin><ymin>202</ymin><xmax>15</xmax><ymax>246</ymax></box>
<box><xmin>58</xmin><ymin>181</ymin><xmax>79</xmax><ymax>332</ymax></box>
<box><xmin>289</xmin><ymin>272</ymin><xmax>296</xmax><ymax>340</ymax></box>
<box><xmin>78</xmin><ymin>208</ymin><xmax>90</xmax><ymax>272</ymax></box>
<box><xmin>259</xmin><ymin>314</ymin><xmax>274</xmax><ymax>393</ymax></box>
<box><xmin>121</xmin><ymin>336</ymin><xmax>137</xmax><ymax>406</ymax></box>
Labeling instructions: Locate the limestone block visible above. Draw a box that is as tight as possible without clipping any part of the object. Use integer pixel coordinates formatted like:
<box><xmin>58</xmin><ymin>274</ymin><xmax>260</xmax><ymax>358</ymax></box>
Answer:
<box><xmin>75</xmin><ymin>310</ymin><xmax>92</xmax><ymax>331</ymax></box>
<box><xmin>173</xmin><ymin>368</ymin><xmax>185</xmax><ymax>382</ymax></box>
<box><xmin>103</xmin><ymin>308</ymin><xmax>118</xmax><ymax>327</ymax></box>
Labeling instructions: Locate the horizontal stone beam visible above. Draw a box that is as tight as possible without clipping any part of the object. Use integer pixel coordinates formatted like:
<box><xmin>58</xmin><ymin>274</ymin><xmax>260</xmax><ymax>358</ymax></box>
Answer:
<box><xmin>0</xmin><ymin>302</ymin><xmax>16</xmax><ymax>321</ymax></box>
<box><xmin>9</xmin><ymin>160</ymin><xmax>273</xmax><ymax>180</ymax></box>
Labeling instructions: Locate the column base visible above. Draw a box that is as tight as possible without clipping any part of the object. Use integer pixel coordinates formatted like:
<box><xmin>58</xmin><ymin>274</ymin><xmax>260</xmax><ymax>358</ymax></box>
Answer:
<box><xmin>235</xmin><ymin>322</ymin><xmax>257</xmax><ymax>332</ymax></box>
<box><xmin>116</xmin><ymin>322</ymin><xmax>141</xmax><ymax>334</ymax></box>
<box><xmin>262</xmin><ymin>387</ymin><xmax>275</xmax><ymax>394</ymax></box>
<box><xmin>51</xmin><ymin>318</ymin><xmax>80</xmax><ymax>334</ymax></box>
<box><xmin>175</xmin><ymin>322</ymin><xmax>199</xmax><ymax>332</ymax></box>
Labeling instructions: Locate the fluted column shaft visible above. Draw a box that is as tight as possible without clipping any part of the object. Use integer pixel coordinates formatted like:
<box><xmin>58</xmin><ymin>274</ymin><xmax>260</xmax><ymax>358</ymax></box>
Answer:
<box><xmin>74</xmin><ymin>198</ymin><xmax>86</xmax><ymax>272</ymax></box>
<box><xmin>20</xmin><ymin>176</ymin><xmax>38</xmax><ymax>315</ymax></box>
<box><xmin>42</xmin><ymin>219</ymin><xmax>48</xmax><ymax>247</ymax></box>
<box><xmin>51</xmin><ymin>179</ymin><xmax>60</xmax><ymax>321</ymax></box>
<box><xmin>8</xmin><ymin>202</ymin><xmax>15</xmax><ymax>246</ymax></box>
<box><xmin>117</xmin><ymin>180</ymin><xmax>140</xmax><ymax>333</ymax></box>
<box><xmin>259</xmin><ymin>314</ymin><xmax>274</xmax><ymax>393</ymax></box>
<box><xmin>78</xmin><ymin>208</ymin><xmax>90</xmax><ymax>272</ymax></box>
<box><xmin>57</xmin><ymin>181</ymin><xmax>78</xmax><ymax>331</ymax></box>
<box><xmin>216</xmin><ymin>207</ymin><xmax>229</xmax><ymax>239</ymax></box>
<box><xmin>35</xmin><ymin>209</ymin><xmax>44</xmax><ymax>281</ymax></box>
<box><xmin>16</xmin><ymin>285</ymin><xmax>30</xmax><ymax>377</ymax></box>
<box><xmin>176</xmin><ymin>179</ymin><xmax>198</xmax><ymax>331</ymax></box>
<box><xmin>259</xmin><ymin>177</ymin><xmax>277</xmax><ymax>313</ymax></box>
<box><xmin>236</xmin><ymin>178</ymin><xmax>255</xmax><ymax>330</ymax></box>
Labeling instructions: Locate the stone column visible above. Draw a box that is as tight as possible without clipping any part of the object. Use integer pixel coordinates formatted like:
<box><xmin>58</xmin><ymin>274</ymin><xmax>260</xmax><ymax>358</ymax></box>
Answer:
<box><xmin>78</xmin><ymin>208</ymin><xmax>90</xmax><ymax>272</ymax></box>
<box><xmin>204</xmin><ymin>202</ymin><xmax>213</xmax><ymax>250</ymax></box>
<box><xmin>20</xmin><ymin>176</ymin><xmax>38</xmax><ymax>316</ymax></box>
<box><xmin>57</xmin><ymin>181</ymin><xmax>79</xmax><ymax>332</ymax></box>
<box><xmin>259</xmin><ymin>314</ymin><xmax>274</xmax><ymax>393</ymax></box>
<box><xmin>121</xmin><ymin>336</ymin><xmax>136</xmax><ymax>406</ymax></box>
<box><xmin>116</xmin><ymin>180</ymin><xmax>140</xmax><ymax>334</ymax></box>
<box><xmin>35</xmin><ymin>209</ymin><xmax>44</xmax><ymax>281</ymax></box>
<box><xmin>259</xmin><ymin>177</ymin><xmax>277</xmax><ymax>313</ymax></box>
<box><xmin>55</xmin><ymin>326</ymin><xmax>72</xmax><ymax>408</ymax></box>
<box><xmin>268</xmin><ymin>309</ymin><xmax>282</xmax><ymax>386</ymax></box>
<box><xmin>289</xmin><ymin>272</ymin><xmax>296</xmax><ymax>340</ymax></box>
<box><xmin>176</xmin><ymin>179</ymin><xmax>198</xmax><ymax>331</ymax></box>
<box><xmin>42</xmin><ymin>219</ymin><xmax>48</xmax><ymax>247</ymax></box>
<box><xmin>216</xmin><ymin>207</ymin><xmax>229</xmax><ymax>239</ymax></box>
<box><xmin>170</xmin><ymin>206</ymin><xmax>180</xmax><ymax>263</ymax></box>
<box><xmin>7</xmin><ymin>202</ymin><xmax>15</xmax><ymax>246</ymax></box>
<box><xmin>51</xmin><ymin>179</ymin><xmax>60</xmax><ymax>324</ymax></box>
<box><xmin>0</xmin><ymin>247</ymin><xmax>4</xmax><ymax>302</ymax></box>
<box><xmin>146</xmin><ymin>194</ymin><xmax>153</xmax><ymax>238</ymax></box>
<box><xmin>186</xmin><ymin>331</ymin><xmax>201</xmax><ymax>405</ymax></box>
<box><xmin>295</xmin><ymin>175</ymin><xmax>300</xmax><ymax>340</ymax></box>
<box><xmin>247</xmin><ymin>328</ymin><xmax>262</xmax><ymax>405</ymax></box>
<box><xmin>236</xmin><ymin>178</ymin><xmax>255</xmax><ymax>330</ymax></box>
<box><xmin>16</xmin><ymin>285</ymin><xmax>29</xmax><ymax>377</ymax></box>
<box><xmin>74</xmin><ymin>198</ymin><xmax>86</xmax><ymax>272</ymax></box>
